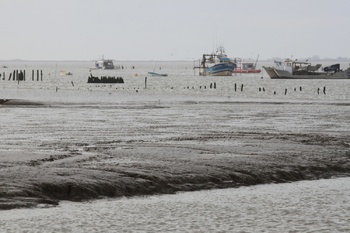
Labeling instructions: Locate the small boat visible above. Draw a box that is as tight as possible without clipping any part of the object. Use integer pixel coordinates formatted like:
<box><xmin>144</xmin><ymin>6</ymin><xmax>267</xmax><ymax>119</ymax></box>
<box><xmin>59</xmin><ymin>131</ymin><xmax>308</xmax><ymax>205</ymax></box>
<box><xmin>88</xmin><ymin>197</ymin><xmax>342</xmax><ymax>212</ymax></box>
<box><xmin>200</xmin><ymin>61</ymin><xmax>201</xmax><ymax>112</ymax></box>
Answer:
<box><xmin>194</xmin><ymin>46</ymin><xmax>236</xmax><ymax>76</ymax></box>
<box><xmin>233</xmin><ymin>55</ymin><xmax>261</xmax><ymax>73</ymax></box>
<box><xmin>148</xmin><ymin>62</ymin><xmax>168</xmax><ymax>77</ymax></box>
<box><xmin>147</xmin><ymin>72</ymin><xmax>168</xmax><ymax>77</ymax></box>
<box><xmin>60</xmin><ymin>71</ymin><xmax>73</xmax><ymax>76</ymax></box>
<box><xmin>95</xmin><ymin>56</ymin><xmax>115</xmax><ymax>69</ymax></box>
<box><xmin>263</xmin><ymin>59</ymin><xmax>350</xmax><ymax>79</ymax></box>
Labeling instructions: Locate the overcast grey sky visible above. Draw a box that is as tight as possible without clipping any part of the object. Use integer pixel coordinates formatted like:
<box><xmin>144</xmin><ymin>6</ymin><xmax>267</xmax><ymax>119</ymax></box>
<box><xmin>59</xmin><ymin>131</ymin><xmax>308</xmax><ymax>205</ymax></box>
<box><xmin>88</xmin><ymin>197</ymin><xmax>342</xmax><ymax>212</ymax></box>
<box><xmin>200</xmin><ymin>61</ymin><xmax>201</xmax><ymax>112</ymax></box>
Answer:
<box><xmin>1</xmin><ymin>0</ymin><xmax>349</xmax><ymax>61</ymax></box>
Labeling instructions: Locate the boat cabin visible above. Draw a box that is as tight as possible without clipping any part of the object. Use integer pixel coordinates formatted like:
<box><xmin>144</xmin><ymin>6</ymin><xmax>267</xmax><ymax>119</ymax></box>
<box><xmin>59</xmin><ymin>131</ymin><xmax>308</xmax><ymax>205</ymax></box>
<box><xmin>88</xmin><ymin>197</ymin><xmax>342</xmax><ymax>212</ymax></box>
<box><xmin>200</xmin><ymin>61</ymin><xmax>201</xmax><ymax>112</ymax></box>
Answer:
<box><xmin>95</xmin><ymin>59</ymin><xmax>114</xmax><ymax>69</ymax></box>
<box><xmin>274</xmin><ymin>59</ymin><xmax>322</xmax><ymax>75</ymax></box>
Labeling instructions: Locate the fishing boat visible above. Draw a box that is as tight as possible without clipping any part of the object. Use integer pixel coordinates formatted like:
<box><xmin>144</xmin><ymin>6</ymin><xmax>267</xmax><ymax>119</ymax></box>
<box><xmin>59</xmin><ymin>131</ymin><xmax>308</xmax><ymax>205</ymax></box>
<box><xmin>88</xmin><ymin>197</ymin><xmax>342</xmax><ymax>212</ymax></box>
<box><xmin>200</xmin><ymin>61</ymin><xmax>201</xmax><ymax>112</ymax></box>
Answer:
<box><xmin>194</xmin><ymin>46</ymin><xmax>236</xmax><ymax>76</ymax></box>
<box><xmin>95</xmin><ymin>56</ymin><xmax>115</xmax><ymax>69</ymax></box>
<box><xmin>263</xmin><ymin>59</ymin><xmax>350</xmax><ymax>79</ymax></box>
<box><xmin>233</xmin><ymin>55</ymin><xmax>261</xmax><ymax>73</ymax></box>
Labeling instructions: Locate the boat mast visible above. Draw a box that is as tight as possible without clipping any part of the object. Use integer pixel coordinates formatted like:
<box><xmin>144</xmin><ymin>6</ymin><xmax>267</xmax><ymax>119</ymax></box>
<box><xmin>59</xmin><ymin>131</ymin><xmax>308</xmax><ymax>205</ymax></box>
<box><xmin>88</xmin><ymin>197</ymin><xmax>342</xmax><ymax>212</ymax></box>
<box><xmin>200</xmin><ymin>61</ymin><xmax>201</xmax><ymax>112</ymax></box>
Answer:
<box><xmin>254</xmin><ymin>54</ymin><xmax>260</xmax><ymax>69</ymax></box>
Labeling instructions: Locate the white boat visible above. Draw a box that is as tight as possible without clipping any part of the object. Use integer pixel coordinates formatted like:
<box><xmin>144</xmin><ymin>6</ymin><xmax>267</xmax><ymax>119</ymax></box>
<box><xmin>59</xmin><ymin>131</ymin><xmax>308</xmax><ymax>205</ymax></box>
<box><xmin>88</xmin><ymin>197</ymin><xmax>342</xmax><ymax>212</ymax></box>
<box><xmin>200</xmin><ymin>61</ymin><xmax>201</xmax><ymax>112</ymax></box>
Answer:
<box><xmin>95</xmin><ymin>56</ymin><xmax>115</xmax><ymax>69</ymax></box>
<box><xmin>263</xmin><ymin>59</ymin><xmax>350</xmax><ymax>79</ymax></box>
<box><xmin>59</xmin><ymin>71</ymin><xmax>73</xmax><ymax>76</ymax></box>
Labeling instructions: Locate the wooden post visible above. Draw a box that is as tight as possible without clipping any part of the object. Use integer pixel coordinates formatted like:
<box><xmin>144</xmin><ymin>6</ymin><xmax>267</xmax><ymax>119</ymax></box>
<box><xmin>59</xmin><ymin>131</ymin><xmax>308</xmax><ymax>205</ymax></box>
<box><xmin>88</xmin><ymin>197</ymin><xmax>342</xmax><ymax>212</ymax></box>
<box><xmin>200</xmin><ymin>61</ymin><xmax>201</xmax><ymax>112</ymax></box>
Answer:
<box><xmin>145</xmin><ymin>77</ymin><xmax>147</xmax><ymax>89</ymax></box>
<box><xmin>241</xmin><ymin>84</ymin><xmax>243</xmax><ymax>92</ymax></box>
<box><xmin>13</xmin><ymin>70</ymin><xmax>15</xmax><ymax>81</ymax></box>
<box><xmin>37</xmin><ymin>70</ymin><xmax>39</xmax><ymax>81</ymax></box>
<box><xmin>234</xmin><ymin>83</ymin><xmax>237</xmax><ymax>92</ymax></box>
<box><xmin>32</xmin><ymin>70</ymin><xmax>34</xmax><ymax>81</ymax></box>
<box><xmin>41</xmin><ymin>70</ymin><xmax>43</xmax><ymax>81</ymax></box>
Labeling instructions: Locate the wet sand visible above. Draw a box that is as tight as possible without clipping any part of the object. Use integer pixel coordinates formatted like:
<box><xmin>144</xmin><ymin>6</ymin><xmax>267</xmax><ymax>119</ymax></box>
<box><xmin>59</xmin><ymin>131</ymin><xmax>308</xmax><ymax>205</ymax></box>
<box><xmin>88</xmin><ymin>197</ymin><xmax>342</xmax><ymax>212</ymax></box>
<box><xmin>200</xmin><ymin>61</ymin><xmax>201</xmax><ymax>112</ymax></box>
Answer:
<box><xmin>0</xmin><ymin>96</ymin><xmax>349</xmax><ymax>210</ymax></box>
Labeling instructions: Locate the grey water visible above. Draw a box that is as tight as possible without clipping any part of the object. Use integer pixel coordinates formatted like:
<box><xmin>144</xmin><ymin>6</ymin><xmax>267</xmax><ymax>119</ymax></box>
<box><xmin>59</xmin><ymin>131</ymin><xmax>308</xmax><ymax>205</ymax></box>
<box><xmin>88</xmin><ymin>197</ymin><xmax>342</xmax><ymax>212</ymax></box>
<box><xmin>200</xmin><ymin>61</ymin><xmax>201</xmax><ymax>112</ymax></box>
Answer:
<box><xmin>0</xmin><ymin>60</ymin><xmax>349</xmax><ymax>103</ymax></box>
<box><xmin>0</xmin><ymin>177</ymin><xmax>349</xmax><ymax>232</ymax></box>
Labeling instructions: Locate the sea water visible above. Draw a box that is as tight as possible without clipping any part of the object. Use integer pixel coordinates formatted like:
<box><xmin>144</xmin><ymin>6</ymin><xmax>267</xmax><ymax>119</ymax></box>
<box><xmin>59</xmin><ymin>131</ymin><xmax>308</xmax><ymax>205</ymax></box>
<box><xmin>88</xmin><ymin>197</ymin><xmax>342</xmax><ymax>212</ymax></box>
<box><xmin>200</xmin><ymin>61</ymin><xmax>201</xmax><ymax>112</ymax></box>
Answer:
<box><xmin>0</xmin><ymin>177</ymin><xmax>349</xmax><ymax>232</ymax></box>
<box><xmin>0</xmin><ymin>60</ymin><xmax>349</xmax><ymax>102</ymax></box>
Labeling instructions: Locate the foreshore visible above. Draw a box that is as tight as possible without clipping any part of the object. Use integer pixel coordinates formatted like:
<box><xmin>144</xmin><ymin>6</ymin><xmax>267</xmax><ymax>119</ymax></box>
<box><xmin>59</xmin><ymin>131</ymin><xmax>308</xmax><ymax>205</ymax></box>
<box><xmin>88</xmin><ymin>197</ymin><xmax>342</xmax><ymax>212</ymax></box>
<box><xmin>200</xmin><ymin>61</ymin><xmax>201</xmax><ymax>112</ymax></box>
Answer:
<box><xmin>0</xmin><ymin>97</ymin><xmax>350</xmax><ymax>210</ymax></box>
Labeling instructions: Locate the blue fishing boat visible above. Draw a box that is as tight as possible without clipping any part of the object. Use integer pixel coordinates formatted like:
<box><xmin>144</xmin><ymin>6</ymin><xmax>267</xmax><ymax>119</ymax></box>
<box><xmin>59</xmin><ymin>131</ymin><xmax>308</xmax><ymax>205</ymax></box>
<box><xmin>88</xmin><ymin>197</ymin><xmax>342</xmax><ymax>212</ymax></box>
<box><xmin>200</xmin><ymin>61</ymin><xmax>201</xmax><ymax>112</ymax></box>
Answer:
<box><xmin>194</xmin><ymin>46</ymin><xmax>236</xmax><ymax>76</ymax></box>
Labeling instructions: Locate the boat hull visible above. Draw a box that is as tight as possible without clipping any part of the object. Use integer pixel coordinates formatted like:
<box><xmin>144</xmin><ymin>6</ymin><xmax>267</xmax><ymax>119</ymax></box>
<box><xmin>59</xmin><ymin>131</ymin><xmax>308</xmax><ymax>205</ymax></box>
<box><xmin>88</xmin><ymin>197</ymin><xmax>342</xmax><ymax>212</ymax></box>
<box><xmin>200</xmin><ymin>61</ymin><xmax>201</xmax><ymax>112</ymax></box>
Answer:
<box><xmin>147</xmin><ymin>72</ymin><xmax>168</xmax><ymax>77</ymax></box>
<box><xmin>263</xmin><ymin>66</ymin><xmax>350</xmax><ymax>79</ymax></box>
<box><xmin>201</xmin><ymin>63</ymin><xmax>235</xmax><ymax>76</ymax></box>
<box><xmin>233</xmin><ymin>68</ymin><xmax>261</xmax><ymax>74</ymax></box>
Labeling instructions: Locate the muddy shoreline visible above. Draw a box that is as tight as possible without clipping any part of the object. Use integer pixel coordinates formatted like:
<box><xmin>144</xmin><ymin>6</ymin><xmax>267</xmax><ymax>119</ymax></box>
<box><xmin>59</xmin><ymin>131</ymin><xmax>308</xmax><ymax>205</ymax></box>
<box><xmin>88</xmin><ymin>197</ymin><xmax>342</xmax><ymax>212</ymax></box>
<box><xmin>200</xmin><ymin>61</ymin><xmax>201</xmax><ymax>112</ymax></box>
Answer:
<box><xmin>1</xmin><ymin>133</ymin><xmax>349</xmax><ymax>210</ymax></box>
<box><xmin>1</xmin><ymin>98</ymin><xmax>350</xmax><ymax>210</ymax></box>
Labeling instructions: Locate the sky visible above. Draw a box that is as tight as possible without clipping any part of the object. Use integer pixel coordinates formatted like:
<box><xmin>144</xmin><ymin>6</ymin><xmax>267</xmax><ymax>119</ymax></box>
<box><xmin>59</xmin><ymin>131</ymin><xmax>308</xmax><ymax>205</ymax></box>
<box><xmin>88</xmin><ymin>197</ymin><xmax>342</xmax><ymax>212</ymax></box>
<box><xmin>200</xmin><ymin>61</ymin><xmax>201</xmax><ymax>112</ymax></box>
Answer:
<box><xmin>1</xmin><ymin>0</ymin><xmax>349</xmax><ymax>61</ymax></box>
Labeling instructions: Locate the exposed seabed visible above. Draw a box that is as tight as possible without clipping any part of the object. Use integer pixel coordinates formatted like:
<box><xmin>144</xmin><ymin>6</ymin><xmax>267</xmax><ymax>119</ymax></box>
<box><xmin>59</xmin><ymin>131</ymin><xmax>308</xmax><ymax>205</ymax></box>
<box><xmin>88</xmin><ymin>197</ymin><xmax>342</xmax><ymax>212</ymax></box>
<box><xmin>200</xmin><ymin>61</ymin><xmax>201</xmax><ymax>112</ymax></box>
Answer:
<box><xmin>0</xmin><ymin>96</ymin><xmax>349</xmax><ymax>210</ymax></box>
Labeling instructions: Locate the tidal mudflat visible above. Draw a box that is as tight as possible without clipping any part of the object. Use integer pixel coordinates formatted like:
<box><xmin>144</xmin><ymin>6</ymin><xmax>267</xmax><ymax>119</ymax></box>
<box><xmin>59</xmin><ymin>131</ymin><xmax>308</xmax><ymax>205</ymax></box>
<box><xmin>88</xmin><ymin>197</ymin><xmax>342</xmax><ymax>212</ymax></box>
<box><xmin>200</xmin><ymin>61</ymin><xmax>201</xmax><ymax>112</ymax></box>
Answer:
<box><xmin>0</xmin><ymin>88</ymin><xmax>349</xmax><ymax>210</ymax></box>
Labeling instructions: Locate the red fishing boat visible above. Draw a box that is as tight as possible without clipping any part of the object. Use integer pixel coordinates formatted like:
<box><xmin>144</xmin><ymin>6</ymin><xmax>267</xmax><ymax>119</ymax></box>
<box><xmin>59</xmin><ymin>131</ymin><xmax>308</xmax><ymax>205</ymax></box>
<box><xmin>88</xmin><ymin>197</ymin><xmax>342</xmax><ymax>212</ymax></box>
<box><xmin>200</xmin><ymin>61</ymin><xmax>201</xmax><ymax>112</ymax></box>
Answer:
<box><xmin>233</xmin><ymin>55</ymin><xmax>261</xmax><ymax>74</ymax></box>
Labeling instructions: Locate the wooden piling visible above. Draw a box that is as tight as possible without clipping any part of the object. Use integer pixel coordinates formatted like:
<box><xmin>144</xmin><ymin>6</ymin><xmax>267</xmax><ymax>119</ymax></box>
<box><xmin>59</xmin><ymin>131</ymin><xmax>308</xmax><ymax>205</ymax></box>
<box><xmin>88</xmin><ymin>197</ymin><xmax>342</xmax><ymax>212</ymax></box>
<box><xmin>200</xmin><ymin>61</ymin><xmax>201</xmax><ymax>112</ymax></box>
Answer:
<box><xmin>145</xmin><ymin>77</ymin><xmax>147</xmax><ymax>89</ymax></box>
<box><xmin>241</xmin><ymin>84</ymin><xmax>243</xmax><ymax>92</ymax></box>
<box><xmin>32</xmin><ymin>70</ymin><xmax>34</xmax><ymax>81</ymax></box>
<box><xmin>323</xmin><ymin>87</ymin><xmax>326</xmax><ymax>94</ymax></box>
<box><xmin>37</xmin><ymin>70</ymin><xmax>39</xmax><ymax>81</ymax></box>
<box><xmin>285</xmin><ymin>89</ymin><xmax>287</xmax><ymax>95</ymax></box>
<box><xmin>234</xmin><ymin>83</ymin><xmax>237</xmax><ymax>92</ymax></box>
<box><xmin>41</xmin><ymin>70</ymin><xmax>43</xmax><ymax>81</ymax></box>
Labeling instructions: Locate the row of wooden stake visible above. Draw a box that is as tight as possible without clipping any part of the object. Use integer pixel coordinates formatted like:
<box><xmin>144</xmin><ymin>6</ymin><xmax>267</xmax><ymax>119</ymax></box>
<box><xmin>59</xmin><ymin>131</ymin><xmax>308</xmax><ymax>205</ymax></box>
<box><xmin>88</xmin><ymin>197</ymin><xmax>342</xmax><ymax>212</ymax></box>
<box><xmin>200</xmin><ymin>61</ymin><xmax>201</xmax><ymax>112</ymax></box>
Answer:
<box><xmin>0</xmin><ymin>70</ymin><xmax>43</xmax><ymax>81</ymax></box>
